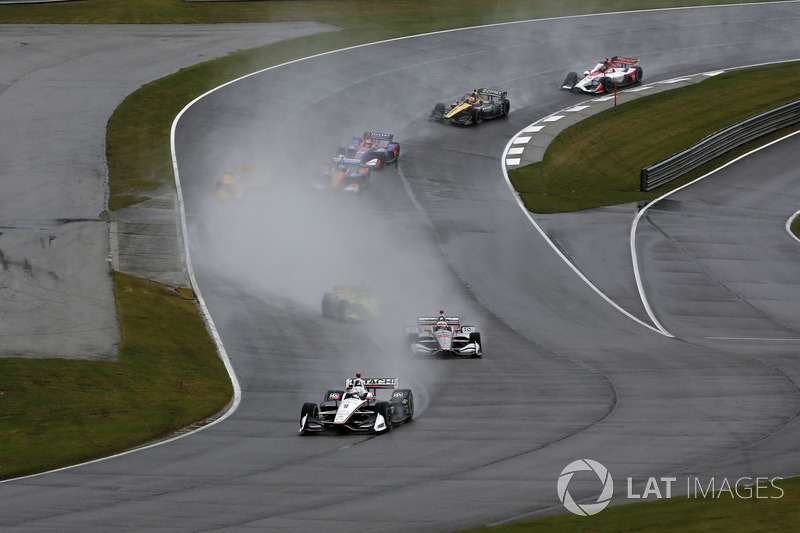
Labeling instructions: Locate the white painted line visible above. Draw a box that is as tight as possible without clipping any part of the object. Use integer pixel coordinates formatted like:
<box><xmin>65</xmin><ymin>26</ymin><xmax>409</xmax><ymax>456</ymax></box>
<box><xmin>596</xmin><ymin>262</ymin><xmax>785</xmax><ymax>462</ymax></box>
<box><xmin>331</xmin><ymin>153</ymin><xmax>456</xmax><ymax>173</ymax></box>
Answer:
<box><xmin>565</xmin><ymin>105</ymin><xmax>590</xmax><ymax>112</ymax></box>
<box><xmin>661</xmin><ymin>78</ymin><xmax>692</xmax><ymax>84</ymax></box>
<box><xmin>524</xmin><ymin>125</ymin><xmax>545</xmax><ymax>133</ymax></box>
<box><xmin>784</xmin><ymin>208</ymin><xmax>800</xmax><ymax>244</ymax></box>
<box><xmin>506</xmin><ymin>158</ymin><xmax>521</xmax><ymax>166</ymax></box>
<box><xmin>707</xmin><ymin>336</ymin><xmax>800</xmax><ymax>341</ymax></box>
<box><xmin>629</xmin><ymin>85</ymin><xmax>654</xmax><ymax>92</ymax></box>
<box><xmin>508</xmin><ymin>147</ymin><xmax>525</xmax><ymax>155</ymax></box>
<box><xmin>704</xmin><ymin>70</ymin><xmax>725</xmax><ymax>76</ymax></box>
<box><xmin>543</xmin><ymin>115</ymin><xmax>564</xmax><ymax>122</ymax></box>
<box><xmin>513</xmin><ymin>136</ymin><xmax>532</xmax><ymax>144</ymax></box>
<box><xmin>630</xmin><ymin>128</ymin><xmax>800</xmax><ymax>340</ymax></box>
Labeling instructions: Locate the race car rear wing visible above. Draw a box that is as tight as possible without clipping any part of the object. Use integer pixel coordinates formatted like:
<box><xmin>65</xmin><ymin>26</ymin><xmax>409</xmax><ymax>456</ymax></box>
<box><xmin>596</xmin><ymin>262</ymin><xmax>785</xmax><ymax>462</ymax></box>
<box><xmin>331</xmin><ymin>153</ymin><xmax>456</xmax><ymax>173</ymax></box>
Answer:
<box><xmin>362</xmin><ymin>132</ymin><xmax>394</xmax><ymax>142</ymax></box>
<box><xmin>331</xmin><ymin>156</ymin><xmax>364</xmax><ymax>165</ymax></box>
<box><xmin>417</xmin><ymin>317</ymin><xmax>460</xmax><ymax>326</ymax></box>
<box><xmin>477</xmin><ymin>88</ymin><xmax>507</xmax><ymax>99</ymax></box>
<box><xmin>346</xmin><ymin>376</ymin><xmax>397</xmax><ymax>390</ymax></box>
<box><xmin>611</xmin><ymin>56</ymin><xmax>639</xmax><ymax>66</ymax></box>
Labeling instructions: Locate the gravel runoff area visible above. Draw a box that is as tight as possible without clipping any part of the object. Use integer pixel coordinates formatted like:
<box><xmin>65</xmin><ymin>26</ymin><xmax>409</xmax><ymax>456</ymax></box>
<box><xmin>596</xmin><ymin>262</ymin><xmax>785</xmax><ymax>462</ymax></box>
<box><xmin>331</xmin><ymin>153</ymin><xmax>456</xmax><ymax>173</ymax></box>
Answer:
<box><xmin>0</xmin><ymin>22</ymin><xmax>336</xmax><ymax>360</ymax></box>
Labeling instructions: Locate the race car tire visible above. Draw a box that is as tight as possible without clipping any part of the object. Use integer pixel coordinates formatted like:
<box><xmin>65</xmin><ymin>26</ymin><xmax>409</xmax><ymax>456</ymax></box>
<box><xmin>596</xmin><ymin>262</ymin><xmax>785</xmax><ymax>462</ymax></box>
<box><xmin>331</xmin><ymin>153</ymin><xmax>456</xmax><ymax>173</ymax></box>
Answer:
<box><xmin>324</xmin><ymin>390</ymin><xmax>344</xmax><ymax>403</ymax></box>
<box><xmin>635</xmin><ymin>66</ymin><xmax>643</xmax><ymax>82</ymax></box>
<box><xmin>602</xmin><ymin>78</ymin><xmax>615</xmax><ymax>93</ymax></box>
<box><xmin>300</xmin><ymin>402</ymin><xmax>319</xmax><ymax>434</ymax></box>
<box><xmin>321</xmin><ymin>292</ymin><xmax>336</xmax><ymax>317</ymax></box>
<box><xmin>472</xmin><ymin>109</ymin><xmax>483</xmax><ymax>124</ymax></box>
<box><xmin>392</xmin><ymin>389</ymin><xmax>414</xmax><ymax>422</ymax></box>
<box><xmin>375</xmin><ymin>401</ymin><xmax>392</xmax><ymax>432</ymax></box>
<box><xmin>470</xmin><ymin>332</ymin><xmax>483</xmax><ymax>358</ymax></box>
<box><xmin>406</xmin><ymin>332</ymin><xmax>419</xmax><ymax>353</ymax></box>
<box><xmin>430</xmin><ymin>102</ymin><xmax>446</xmax><ymax>120</ymax></box>
<box><xmin>393</xmin><ymin>146</ymin><xmax>400</xmax><ymax>164</ymax></box>
<box><xmin>335</xmin><ymin>147</ymin><xmax>346</xmax><ymax>156</ymax></box>
<box><xmin>373</xmin><ymin>151</ymin><xmax>386</xmax><ymax>169</ymax></box>
<box><xmin>502</xmin><ymin>100</ymin><xmax>510</xmax><ymax>117</ymax></box>
<box><xmin>563</xmin><ymin>71</ymin><xmax>578</xmax><ymax>88</ymax></box>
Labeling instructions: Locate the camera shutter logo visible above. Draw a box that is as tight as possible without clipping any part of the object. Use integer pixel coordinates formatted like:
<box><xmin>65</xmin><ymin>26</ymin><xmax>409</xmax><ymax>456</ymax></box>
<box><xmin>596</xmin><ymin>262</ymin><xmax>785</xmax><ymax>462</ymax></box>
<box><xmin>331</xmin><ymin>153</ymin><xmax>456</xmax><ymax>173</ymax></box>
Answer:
<box><xmin>557</xmin><ymin>459</ymin><xmax>614</xmax><ymax>516</ymax></box>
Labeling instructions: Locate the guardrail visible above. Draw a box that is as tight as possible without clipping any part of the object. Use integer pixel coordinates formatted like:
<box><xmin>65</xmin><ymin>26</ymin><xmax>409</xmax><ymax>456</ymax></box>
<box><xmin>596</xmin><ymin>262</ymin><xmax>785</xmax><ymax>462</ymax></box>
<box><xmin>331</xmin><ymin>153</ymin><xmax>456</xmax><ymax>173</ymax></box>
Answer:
<box><xmin>640</xmin><ymin>99</ymin><xmax>800</xmax><ymax>192</ymax></box>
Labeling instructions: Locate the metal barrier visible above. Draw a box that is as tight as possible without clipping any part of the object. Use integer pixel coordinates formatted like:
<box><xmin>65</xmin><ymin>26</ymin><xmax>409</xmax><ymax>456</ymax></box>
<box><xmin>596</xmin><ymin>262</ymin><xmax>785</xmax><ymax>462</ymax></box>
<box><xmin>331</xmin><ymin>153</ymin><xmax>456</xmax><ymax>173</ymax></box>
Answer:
<box><xmin>640</xmin><ymin>99</ymin><xmax>800</xmax><ymax>191</ymax></box>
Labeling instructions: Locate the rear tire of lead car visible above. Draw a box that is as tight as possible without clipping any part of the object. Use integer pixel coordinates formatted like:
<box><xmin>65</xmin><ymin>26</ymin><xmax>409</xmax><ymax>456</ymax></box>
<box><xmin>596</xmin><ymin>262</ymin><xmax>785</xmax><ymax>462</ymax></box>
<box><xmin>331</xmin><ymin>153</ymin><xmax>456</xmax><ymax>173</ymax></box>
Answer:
<box><xmin>502</xmin><ymin>101</ymin><xmax>510</xmax><ymax>117</ymax></box>
<box><xmin>635</xmin><ymin>66</ymin><xmax>643</xmax><ymax>82</ymax></box>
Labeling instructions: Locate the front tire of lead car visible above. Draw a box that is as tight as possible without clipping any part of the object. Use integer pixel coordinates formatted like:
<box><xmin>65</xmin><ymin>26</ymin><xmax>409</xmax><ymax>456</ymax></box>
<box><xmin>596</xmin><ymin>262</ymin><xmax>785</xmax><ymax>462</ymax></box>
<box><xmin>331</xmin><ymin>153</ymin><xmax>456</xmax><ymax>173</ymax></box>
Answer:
<box><xmin>300</xmin><ymin>403</ymin><xmax>318</xmax><ymax>435</ymax></box>
<box><xmin>375</xmin><ymin>401</ymin><xmax>392</xmax><ymax>432</ymax></box>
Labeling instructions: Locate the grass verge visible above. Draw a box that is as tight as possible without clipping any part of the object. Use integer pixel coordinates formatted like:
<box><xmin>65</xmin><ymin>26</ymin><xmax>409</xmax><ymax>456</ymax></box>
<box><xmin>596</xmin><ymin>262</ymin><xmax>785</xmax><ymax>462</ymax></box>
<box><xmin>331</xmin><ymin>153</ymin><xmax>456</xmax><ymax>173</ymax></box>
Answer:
<box><xmin>0</xmin><ymin>272</ymin><xmax>232</xmax><ymax>481</ymax></box>
<box><xmin>508</xmin><ymin>61</ymin><xmax>800</xmax><ymax>213</ymax></box>
<box><xmin>459</xmin><ymin>476</ymin><xmax>798</xmax><ymax>532</ymax></box>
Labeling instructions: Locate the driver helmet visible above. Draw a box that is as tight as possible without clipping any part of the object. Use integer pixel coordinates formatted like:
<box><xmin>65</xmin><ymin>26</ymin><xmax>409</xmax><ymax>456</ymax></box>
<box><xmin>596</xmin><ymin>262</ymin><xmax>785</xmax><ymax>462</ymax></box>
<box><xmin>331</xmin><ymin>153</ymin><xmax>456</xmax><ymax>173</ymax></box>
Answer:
<box><xmin>435</xmin><ymin>320</ymin><xmax>448</xmax><ymax>331</ymax></box>
<box><xmin>468</xmin><ymin>94</ymin><xmax>477</xmax><ymax>104</ymax></box>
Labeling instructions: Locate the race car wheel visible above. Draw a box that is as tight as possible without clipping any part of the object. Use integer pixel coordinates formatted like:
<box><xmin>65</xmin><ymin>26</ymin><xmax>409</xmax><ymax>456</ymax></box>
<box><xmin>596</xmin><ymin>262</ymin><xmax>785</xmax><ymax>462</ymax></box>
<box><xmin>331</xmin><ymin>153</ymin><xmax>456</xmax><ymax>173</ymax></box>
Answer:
<box><xmin>635</xmin><ymin>66</ymin><xmax>643</xmax><ymax>82</ymax></box>
<box><xmin>472</xmin><ymin>109</ymin><xmax>483</xmax><ymax>124</ymax></box>
<box><xmin>563</xmin><ymin>71</ymin><xmax>578</xmax><ymax>87</ymax></box>
<box><xmin>375</xmin><ymin>402</ymin><xmax>392</xmax><ymax>432</ymax></box>
<box><xmin>602</xmin><ymin>78</ymin><xmax>615</xmax><ymax>93</ymax></box>
<box><xmin>324</xmin><ymin>390</ymin><xmax>344</xmax><ymax>403</ymax></box>
<box><xmin>300</xmin><ymin>403</ymin><xmax>319</xmax><ymax>434</ymax></box>
<box><xmin>470</xmin><ymin>332</ymin><xmax>483</xmax><ymax>358</ymax></box>
<box><xmin>392</xmin><ymin>146</ymin><xmax>400</xmax><ymax>164</ymax></box>
<box><xmin>374</xmin><ymin>151</ymin><xmax>385</xmax><ymax>169</ymax></box>
<box><xmin>502</xmin><ymin>101</ymin><xmax>510</xmax><ymax>117</ymax></box>
<box><xmin>335</xmin><ymin>147</ymin><xmax>346</xmax><ymax>156</ymax></box>
<box><xmin>406</xmin><ymin>332</ymin><xmax>419</xmax><ymax>353</ymax></box>
<box><xmin>321</xmin><ymin>292</ymin><xmax>336</xmax><ymax>317</ymax></box>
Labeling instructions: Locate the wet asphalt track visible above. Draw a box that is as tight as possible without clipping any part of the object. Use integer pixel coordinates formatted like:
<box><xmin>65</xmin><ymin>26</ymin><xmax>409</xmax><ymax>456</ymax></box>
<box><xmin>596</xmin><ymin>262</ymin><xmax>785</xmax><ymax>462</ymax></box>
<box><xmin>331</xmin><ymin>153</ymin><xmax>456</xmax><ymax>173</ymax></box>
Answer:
<box><xmin>4</xmin><ymin>3</ymin><xmax>800</xmax><ymax>531</ymax></box>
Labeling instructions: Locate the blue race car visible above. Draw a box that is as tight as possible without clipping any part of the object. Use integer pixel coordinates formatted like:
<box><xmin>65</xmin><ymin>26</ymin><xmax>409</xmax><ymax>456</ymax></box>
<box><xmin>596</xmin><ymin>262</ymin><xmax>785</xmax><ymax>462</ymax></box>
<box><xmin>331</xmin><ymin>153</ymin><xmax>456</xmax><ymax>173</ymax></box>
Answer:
<box><xmin>339</xmin><ymin>132</ymin><xmax>400</xmax><ymax>169</ymax></box>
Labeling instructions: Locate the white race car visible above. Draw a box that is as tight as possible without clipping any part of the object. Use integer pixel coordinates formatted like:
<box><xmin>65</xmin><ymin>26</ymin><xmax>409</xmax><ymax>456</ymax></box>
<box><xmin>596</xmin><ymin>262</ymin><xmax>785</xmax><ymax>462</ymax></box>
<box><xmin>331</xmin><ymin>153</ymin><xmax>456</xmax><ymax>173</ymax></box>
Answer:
<box><xmin>404</xmin><ymin>311</ymin><xmax>482</xmax><ymax>358</ymax></box>
<box><xmin>299</xmin><ymin>374</ymin><xmax>413</xmax><ymax>435</ymax></box>
<box><xmin>561</xmin><ymin>56</ymin><xmax>643</xmax><ymax>94</ymax></box>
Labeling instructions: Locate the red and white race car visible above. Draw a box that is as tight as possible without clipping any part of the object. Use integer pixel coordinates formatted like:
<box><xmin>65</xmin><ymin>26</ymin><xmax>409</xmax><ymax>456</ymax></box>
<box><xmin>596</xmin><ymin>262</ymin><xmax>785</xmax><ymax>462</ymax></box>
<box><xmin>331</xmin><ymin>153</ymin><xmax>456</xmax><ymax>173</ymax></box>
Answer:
<box><xmin>404</xmin><ymin>311</ymin><xmax>482</xmax><ymax>358</ymax></box>
<box><xmin>561</xmin><ymin>56</ymin><xmax>643</xmax><ymax>94</ymax></box>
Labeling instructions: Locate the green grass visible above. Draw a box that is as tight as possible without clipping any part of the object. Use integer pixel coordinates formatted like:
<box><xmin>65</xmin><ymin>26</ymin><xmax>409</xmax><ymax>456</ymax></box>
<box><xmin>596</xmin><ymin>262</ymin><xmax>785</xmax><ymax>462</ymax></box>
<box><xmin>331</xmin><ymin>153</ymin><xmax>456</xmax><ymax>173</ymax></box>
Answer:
<box><xmin>509</xmin><ymin>61</ymin><xmax>800</xmax><ymax>213</ymax></box>
<box><xmin>2</xmin><ymin>0</ymin><xmax>798</xmax><ymax>519</ymax></box>
<box><xmin>0</xmin><ymin>0</ymin><xmax>775</xmax><ymax>209</ymax></box>
<box><xmin>459</xmin><ymin>477</ymin><xmax>799</xmax><ymax>532</ymax></box>
<box><xmin>0</xmin><ymin>272</ymin><xmax>232</xmax><ymax>480</ymax></box>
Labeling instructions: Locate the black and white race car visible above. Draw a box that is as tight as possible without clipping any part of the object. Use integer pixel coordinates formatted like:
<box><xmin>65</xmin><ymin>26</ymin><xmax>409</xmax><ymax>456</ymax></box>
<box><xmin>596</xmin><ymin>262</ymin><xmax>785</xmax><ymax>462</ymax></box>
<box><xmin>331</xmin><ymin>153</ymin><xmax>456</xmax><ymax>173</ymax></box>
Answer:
<box><xmin>404</xmin><ymin>311</ymin><xmax>482</xmax><ymax>358</ymax></box>
<box><xmin>561</xmin><ymin>56</ymin><xmax>643</xmax><ymax>94</ymax></box>
<box><xmin>299</xmin><ymin>374</ymin><xmax>413</xmax><ymax>435</ymax></box>
<box><xmin>430</xmin><ymin>88</ymin><xmax>510</xmax><ymax>125</ymax></box>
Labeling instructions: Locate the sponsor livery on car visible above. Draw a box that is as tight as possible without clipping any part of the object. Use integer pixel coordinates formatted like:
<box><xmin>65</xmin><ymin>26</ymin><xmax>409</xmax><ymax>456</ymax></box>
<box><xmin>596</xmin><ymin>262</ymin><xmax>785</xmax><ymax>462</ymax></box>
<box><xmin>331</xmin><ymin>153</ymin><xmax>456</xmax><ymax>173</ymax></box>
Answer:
<box><xmin>430</xmin><ymin>88</ymin><xmax>510</xmax><ymax>125</ymax></box>
<box><xmin>340</xmin><ymin>132</ymin><xmax>399</xmax><ymax>169</ymax></box>
<box><xmin>299</xmin><ymin>373</ymin><xmax>414</xmax><ymax>434</ymax></box>
<box><xmin>404</xmin><ymin>310</ymin><xmax>482</xmax><ymax>358</ymax></box>
<box><xmin>561</xmin><ymin>56</ymin><xmax>643</xmax><ymax>94</ymax></box>
<box><xmin>314</xmin><ymin>155</ymin><xmax>370</xmax><ymax>194</ymax></box>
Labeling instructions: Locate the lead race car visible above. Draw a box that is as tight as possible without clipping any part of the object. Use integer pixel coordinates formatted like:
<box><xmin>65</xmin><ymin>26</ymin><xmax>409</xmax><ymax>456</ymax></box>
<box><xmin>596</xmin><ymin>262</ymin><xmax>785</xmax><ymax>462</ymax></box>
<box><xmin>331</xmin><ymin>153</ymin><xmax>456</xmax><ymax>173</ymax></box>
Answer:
<box><xmin>299</xmin><ymin>374</ymin><xmax>414</xmax><ymax>435</ymax></box>
<box><xmin>561</xmin><ymin>56</ymin><xmax>643</xmax><ymax>94</ymax></box>
<box><xmin>404</xmin><ymin>311</ymin><xmax>482</xmax><ymax>358</ymax></box>
<box><xmin>339</xmin><ymin>132</ymin><xmax>399</xmax><ymax>169</ymax></box>
<box><xmin>430</xmin><ymin>88</ymin><xmax>510</xmax><ymax>125</ymax></box>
